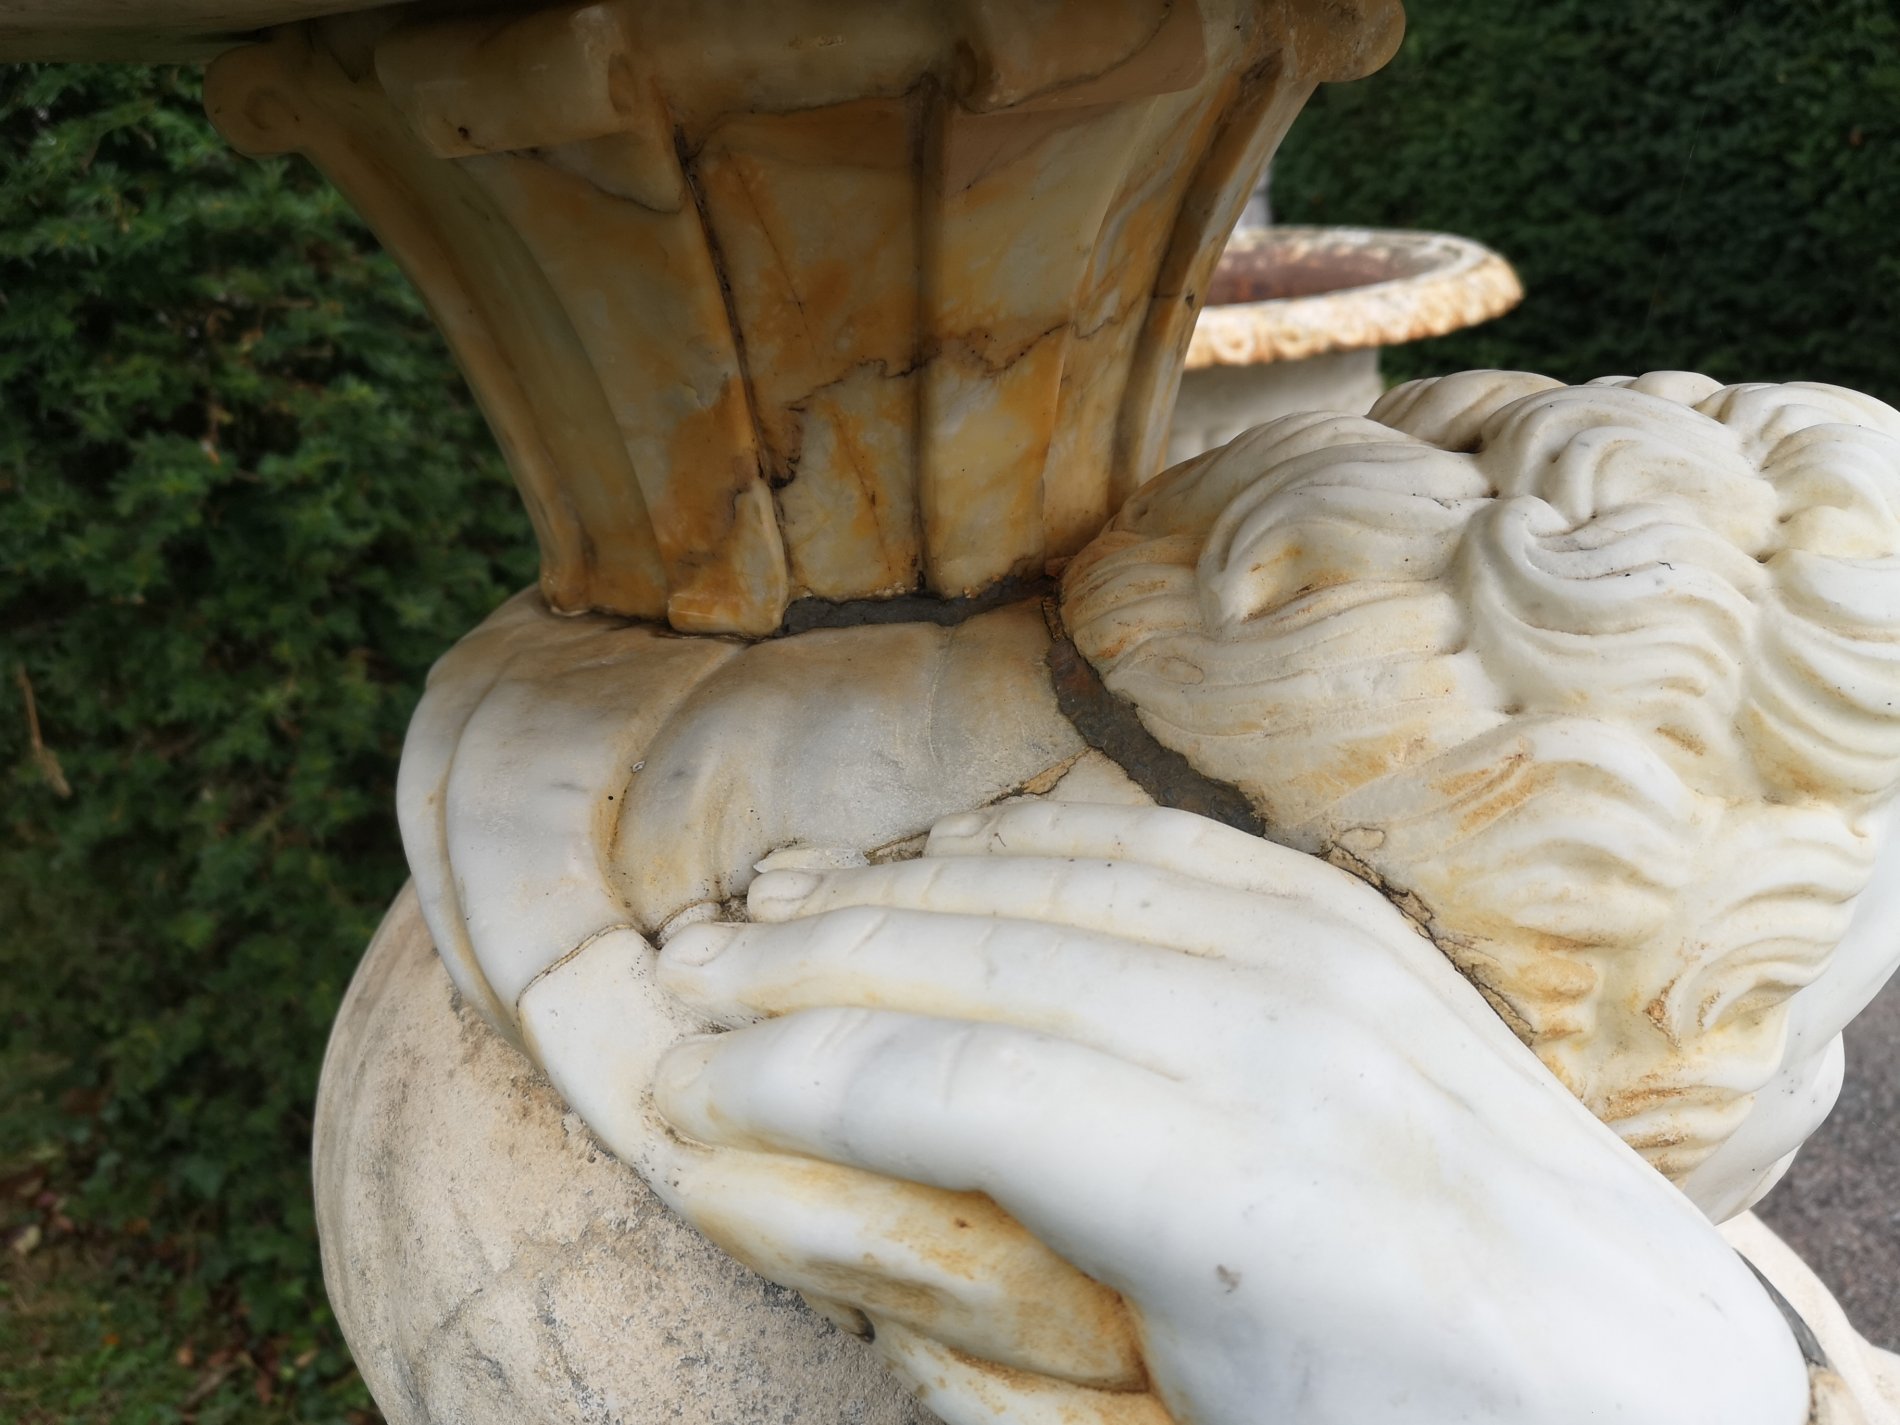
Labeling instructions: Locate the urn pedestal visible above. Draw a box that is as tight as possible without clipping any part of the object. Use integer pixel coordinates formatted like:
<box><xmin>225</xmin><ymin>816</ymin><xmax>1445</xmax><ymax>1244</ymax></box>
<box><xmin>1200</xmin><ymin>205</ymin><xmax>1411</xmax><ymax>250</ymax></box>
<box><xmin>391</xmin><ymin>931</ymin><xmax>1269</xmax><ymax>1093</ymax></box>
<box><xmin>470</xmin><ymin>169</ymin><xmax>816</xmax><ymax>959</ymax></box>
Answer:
<box><xmin>189</xmin><ymin>3</ymin><xmax>1409</xmax><ymax>1420</ymax></box>
<box><xmin>197</xmin><ymin>0</ymin><xmax>1403</xmax><ymax>634</ymax></box>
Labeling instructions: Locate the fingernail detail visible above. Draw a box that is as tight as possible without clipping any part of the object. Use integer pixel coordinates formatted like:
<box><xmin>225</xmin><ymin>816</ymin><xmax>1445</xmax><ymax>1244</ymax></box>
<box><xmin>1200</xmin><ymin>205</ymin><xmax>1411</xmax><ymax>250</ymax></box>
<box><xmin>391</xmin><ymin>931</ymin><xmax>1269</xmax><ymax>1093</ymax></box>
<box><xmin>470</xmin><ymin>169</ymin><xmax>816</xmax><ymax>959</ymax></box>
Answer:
<box><xmin>653</xmin><ymin>1038</ymin><xmax>716</xmax><ymax>1111</ymax></box>
<box><xmin>755</xmin><ymin>844</ymin><xmax>867</xmax><ymax>874</ymax></box>
<box><xmin>663</xmin><ymin>923</ymin><xmax>735</xmax><ymax>968</ymax></box>
<box><xmin>657</xmin><ymin>900</ymin><xmax>720</xmax><ymax>946</ymax></box>
<box><xmin>930</xmin><ymin>811</ymin><xmax>988</xmax><ymax>840</ymax></box>
<box><xmin>747</xmin><ymin>869</ymin><xmax>823</xmax><ymax>916</ymax></box>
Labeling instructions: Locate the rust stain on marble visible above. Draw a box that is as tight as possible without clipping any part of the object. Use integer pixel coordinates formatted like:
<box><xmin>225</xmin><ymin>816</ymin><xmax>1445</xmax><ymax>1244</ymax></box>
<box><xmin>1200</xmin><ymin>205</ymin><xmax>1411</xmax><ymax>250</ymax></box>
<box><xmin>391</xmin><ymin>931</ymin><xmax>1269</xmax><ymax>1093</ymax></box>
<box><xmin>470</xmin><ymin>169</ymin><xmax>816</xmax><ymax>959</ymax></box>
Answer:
<box><xmin>684</xmin><ymin>1157</ymin><xmax>1147</xmax><ymax>1390</ymax></box>
<box><xmin>207</xmin><ymin>0</ymin><xmax>1411</xmax><ymax>635</ymax></box>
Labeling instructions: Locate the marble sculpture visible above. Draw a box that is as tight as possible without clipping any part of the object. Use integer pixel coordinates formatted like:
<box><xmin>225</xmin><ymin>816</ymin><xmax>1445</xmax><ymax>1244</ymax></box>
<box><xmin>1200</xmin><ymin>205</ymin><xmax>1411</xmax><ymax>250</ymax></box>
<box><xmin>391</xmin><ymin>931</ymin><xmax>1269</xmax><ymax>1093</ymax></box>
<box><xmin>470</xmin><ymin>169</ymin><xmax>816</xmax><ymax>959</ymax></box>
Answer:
<box><xmin>3</xmin><ymin>0</ymin><xmax>1897</xmax><ymax>1421</ymax></box>
<box><xmin>350</xmin><ymin>369</ymin><xmax>1900</xmax><ymax>1424</ymax></box>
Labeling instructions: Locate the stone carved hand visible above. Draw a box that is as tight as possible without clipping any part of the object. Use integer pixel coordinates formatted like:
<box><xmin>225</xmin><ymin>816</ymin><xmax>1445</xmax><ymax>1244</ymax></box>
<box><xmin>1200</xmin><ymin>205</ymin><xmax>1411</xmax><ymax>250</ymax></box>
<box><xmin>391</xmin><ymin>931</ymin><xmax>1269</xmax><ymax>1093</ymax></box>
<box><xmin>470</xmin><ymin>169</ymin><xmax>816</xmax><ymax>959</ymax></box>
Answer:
<box><xmin>652</xmin><ymin>801</ymin><xmax>1811</xmax><ymax>1425</ymax></box>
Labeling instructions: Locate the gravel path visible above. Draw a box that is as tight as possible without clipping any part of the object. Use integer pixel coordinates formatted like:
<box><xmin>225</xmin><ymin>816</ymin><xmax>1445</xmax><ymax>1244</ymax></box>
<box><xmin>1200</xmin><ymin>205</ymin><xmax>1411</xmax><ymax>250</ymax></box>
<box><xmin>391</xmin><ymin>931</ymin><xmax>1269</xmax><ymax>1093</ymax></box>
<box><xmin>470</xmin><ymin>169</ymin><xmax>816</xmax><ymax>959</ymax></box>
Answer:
<box><xmin>1756</xmin><ymin>974</ymin><xmax>1900</xmax><ymax>1351</ymax></box>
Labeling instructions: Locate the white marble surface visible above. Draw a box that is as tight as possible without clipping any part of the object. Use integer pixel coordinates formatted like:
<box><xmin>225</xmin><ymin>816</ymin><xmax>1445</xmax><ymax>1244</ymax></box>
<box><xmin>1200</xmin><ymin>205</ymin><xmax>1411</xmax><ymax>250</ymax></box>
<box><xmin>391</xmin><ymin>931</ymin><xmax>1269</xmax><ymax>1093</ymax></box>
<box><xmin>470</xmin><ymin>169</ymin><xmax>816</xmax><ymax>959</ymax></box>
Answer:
<box><xmin>320</xmin><ymin>824</ymin><xmax>1899</xmax><ymax>1424</ymax></box>
<box><xmin>1067</xmin><ymin>371</ymin><xmax>1900</xmax><ymax>1218</ymax></box>
<box><xmin>651</xmin><ymin>801</ymin><xmax>1813</xmax><ymax>1423</ymax></box>
<box><xmin>351</xmin><ymin>371</ymin><xmax>1900</xmax><ymax>1424</ymax></box>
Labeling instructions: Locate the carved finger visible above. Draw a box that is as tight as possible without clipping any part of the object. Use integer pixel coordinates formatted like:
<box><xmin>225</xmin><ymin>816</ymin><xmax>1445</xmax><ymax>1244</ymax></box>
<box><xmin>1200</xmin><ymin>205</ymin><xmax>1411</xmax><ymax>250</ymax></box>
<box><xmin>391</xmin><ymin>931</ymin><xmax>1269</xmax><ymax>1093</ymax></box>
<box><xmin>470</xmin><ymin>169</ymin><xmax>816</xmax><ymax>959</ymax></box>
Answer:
<box><xmin>653</xmin><ymin>1007</ymin><xmax>1215</xmax><ymax>1271</ymax></box>
<box><xmin>516</xmin><ymin>926</ymin><xmax>708</xmax><ymax>1183</ymax></box>
<box><xmin>869</xmin><ymin>1317</ymin><xmax>1172</xmax><ymax>1425</ymax></box>
<box><xmin>661</xmin><ymin>1147</ymin><xmax>1144</xmax><ymax>1389</ymax></box>
<box><xmin>923</xmin><ymin>801</ymin><xmax>1407</xmax><ymax>945</ymax></box>
<box><xmin>517</xmin><ymin>928</ymin><xmax>1145</xmax><ymax>1385</ymax></box>
<box><xmin>741</xmin><ymin>853</ymin><xmax>1360</xmax><ymax>962</ymax></box>
<box><xmin>658</xmin><ymin>905</ymin><xmax>1239</xmax><ymax>1073</ymax></box>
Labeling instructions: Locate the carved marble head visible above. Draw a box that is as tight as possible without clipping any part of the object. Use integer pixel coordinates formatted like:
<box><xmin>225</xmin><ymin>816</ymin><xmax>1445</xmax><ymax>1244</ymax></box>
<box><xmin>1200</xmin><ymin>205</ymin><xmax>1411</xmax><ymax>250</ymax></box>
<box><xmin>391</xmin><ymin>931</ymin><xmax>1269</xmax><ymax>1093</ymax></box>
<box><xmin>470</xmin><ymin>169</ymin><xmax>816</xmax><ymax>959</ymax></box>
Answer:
<box><xmin>1063</xmin><ymin>370</ymin><xmax>1900</xmax><ymax>1217</ymax></box>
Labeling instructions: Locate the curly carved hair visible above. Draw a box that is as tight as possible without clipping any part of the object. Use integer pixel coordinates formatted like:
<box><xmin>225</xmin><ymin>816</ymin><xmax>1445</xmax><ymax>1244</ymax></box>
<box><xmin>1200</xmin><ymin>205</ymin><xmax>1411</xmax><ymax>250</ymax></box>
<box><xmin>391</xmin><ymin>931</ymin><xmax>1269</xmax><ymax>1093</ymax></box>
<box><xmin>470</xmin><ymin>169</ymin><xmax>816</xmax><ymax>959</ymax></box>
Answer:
<box><xmin>1062</xmin><ymin>371</ymin><xmax>1900</xmax><ymax>1179</ymax></box>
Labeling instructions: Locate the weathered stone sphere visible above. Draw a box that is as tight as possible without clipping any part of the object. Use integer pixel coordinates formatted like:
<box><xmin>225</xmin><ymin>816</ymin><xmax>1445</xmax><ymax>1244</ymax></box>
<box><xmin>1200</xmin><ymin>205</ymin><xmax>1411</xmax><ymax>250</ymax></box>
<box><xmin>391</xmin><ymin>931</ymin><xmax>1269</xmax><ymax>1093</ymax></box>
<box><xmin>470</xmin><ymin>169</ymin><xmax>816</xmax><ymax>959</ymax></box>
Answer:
<box><xmin>313</xmin><ymin>886</ymin><xmax>927</xmax><ymax>1425</ymax></box>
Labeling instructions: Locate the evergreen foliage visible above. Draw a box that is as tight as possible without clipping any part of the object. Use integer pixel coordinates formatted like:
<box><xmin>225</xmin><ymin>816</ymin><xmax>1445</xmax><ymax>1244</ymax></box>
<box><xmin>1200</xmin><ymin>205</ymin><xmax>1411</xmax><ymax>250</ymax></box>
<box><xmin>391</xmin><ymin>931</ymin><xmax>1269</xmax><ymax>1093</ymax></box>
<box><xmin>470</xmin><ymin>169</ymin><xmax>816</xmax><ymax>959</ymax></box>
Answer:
<box><xmin>0</xmin><ymin>63</ymin><xmax>531</xmax><ymax>1421</ymax></box>
<box><xmin>1275</xmin><ymin>0</ymin><xmax>1900</xmax><ymax>399</ymax></box>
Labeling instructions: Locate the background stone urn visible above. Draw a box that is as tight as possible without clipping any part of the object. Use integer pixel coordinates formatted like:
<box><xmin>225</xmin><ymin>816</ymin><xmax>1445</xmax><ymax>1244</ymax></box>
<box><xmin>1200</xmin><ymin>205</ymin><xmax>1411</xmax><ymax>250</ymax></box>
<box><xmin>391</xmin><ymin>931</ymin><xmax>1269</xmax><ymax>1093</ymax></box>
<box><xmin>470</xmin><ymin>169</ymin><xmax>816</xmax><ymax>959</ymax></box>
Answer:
<box><xmin>1165</xmin><ymin>224</ymin><xmax>1521</xmax><ymax>463</ymax></box>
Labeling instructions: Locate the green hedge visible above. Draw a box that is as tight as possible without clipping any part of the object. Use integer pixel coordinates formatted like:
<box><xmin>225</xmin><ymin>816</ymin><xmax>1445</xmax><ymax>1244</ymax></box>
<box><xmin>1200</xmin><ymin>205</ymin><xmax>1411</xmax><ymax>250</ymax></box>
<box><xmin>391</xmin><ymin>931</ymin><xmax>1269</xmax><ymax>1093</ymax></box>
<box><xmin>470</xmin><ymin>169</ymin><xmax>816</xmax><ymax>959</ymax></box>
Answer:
<box><xmin>1275</xmin><ymin>0</ymin><xmax>1900</xmax><ymax>400</ymax></box>
<box><xmin>0</xmin><ymin>64</ymin><xmax>530</xmax><ymax>1421</ymax></box>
